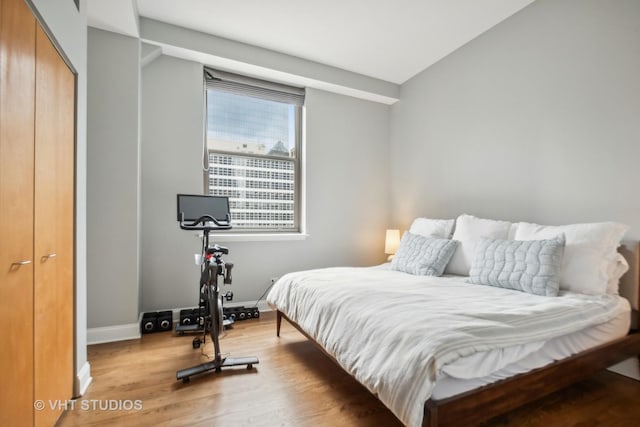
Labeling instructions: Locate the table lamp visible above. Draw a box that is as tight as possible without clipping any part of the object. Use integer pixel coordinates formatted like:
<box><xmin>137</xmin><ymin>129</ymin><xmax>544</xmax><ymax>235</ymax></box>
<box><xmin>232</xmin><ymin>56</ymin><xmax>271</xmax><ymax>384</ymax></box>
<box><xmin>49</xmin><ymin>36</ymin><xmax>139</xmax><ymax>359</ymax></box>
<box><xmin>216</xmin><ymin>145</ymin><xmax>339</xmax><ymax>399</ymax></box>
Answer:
<box><xmin>385</xmin><ymin>229</ymin><xmax>400</xmax><ymax>261</ymax></box>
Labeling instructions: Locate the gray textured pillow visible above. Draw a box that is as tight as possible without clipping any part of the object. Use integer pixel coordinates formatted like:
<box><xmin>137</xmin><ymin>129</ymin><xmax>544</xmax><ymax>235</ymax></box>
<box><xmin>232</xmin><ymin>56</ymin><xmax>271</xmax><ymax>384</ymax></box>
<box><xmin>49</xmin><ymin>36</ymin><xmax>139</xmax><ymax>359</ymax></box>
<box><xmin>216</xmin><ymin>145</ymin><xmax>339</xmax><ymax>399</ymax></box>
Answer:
<box><xmin>391</xmin><ymin>232</ymin><xmax>457</xmax><ymax>276</ymax></box>
<box><xmin>469</xmin><ymin>236</ymin><xmax>565</xmax><ymax>296</ymax></box>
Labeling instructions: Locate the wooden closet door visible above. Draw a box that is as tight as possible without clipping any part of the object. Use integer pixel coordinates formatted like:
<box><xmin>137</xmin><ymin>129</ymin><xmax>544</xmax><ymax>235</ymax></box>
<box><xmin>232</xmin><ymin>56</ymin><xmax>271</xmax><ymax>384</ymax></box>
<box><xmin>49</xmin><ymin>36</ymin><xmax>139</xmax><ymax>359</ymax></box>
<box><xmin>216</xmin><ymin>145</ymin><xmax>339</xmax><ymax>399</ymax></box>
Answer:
<box><xmin>34</xmin><ymin>22</ymin><xmax>75</xmax><ymax>427</ymax></box>
<box><xmin>0</xmin><ymin>0</ymin><xmax>36</xmax><ymax>424</ymax></box>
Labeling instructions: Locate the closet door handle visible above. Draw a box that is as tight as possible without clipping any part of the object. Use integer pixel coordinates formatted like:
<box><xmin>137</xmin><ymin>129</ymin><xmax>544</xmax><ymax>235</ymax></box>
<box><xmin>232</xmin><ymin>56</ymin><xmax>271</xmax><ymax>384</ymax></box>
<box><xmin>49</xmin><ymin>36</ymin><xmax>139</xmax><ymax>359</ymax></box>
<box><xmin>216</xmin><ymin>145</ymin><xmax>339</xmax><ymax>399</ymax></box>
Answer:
<box><xmin>41</xmin><ymin>253</ymin><xmax>57</xmax><ymax>261</ymax></box>
<box><xmin>11</xmin><ymin>260</ymin><xmax>32</xmax><ymax>266</ymax></box>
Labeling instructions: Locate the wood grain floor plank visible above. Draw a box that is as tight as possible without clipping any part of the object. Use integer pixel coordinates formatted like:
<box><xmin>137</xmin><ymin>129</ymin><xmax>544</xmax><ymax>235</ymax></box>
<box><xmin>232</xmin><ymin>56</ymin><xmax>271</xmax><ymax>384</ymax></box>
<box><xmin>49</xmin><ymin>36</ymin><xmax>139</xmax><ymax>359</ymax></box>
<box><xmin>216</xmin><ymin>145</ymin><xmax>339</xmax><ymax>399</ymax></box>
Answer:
<box><xmin>60</xmin><ymin>312</ymin><xmax>640</xmax><ymax>426</ymax></box>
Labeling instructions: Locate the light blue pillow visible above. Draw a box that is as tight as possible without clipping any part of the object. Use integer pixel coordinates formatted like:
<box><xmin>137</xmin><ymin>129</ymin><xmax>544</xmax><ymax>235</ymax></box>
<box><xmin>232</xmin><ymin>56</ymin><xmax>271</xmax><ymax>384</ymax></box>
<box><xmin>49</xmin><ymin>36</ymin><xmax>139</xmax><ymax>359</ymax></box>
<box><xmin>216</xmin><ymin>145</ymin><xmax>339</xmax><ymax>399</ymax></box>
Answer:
<box><xmin>469</xmin><ymin>236</ymin><xmax>565</xmax><ymax>296</ymax></box>
<box><xmin>391</xmin><ymin>232</ymin><xmax>457</xmax><ymax>276</ymax></box>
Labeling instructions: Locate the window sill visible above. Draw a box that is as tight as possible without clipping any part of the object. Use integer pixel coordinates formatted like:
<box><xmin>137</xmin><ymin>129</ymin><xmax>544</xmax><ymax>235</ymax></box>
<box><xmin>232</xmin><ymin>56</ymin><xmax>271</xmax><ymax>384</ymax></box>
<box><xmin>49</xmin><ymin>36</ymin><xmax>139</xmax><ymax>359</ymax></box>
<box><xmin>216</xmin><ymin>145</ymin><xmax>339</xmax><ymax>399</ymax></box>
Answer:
<box><xmin>207</xmin><ymin>233</ymin><xmax>309</xmax><ymax>242</ymax></box>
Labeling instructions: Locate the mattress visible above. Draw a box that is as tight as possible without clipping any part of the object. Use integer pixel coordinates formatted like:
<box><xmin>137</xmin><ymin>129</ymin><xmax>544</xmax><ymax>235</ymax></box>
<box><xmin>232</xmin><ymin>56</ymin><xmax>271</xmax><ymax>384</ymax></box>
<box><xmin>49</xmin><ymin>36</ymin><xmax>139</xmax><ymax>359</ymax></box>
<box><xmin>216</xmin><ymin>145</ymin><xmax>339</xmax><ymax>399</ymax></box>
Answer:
<box><xmin>267</xmin><ymin>266</ymin><xmax>629</xmax><ymax>427</ymax></box>
<box><xmin>432</xmin><ymin>295</ymin><xmax>630</xmax><ymax>399</ymax></box>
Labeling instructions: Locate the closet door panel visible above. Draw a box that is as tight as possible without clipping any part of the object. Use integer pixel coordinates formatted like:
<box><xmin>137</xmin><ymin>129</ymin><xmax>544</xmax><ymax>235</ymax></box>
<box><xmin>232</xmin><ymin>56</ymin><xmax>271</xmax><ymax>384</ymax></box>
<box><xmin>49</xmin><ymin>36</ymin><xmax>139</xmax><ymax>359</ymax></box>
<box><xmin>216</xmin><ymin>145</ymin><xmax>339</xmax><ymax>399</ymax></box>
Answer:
<box><xmin>53</xmin><ymin>25</ymin><xmax>75</xmax><ymax>407</ymax></box>
<box><xmin>34</xmin><ymin>23</ymin><xmax>75</xmax><ymax>427</ymax></box>
<box><xmin>0</xmin><ymin>0</ymin><xmax>36</xmax><ymax>424</ymax></box>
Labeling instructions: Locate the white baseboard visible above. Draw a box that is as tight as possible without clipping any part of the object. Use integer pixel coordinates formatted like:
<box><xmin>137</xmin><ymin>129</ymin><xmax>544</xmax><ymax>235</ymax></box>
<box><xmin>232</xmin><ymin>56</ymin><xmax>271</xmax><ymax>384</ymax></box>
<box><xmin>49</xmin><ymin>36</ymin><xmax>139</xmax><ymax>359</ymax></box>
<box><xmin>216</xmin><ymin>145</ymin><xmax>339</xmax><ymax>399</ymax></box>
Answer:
<box><xmin>87</xmin><ymin>318</ymin><xmax>142</xmax><ymax>345</ymax></box>
<box><xmin>608</xmin><ymin>358</ymin><xmax>640</xmax><ymax>381</ymax></box>
<box><xmin>74</xmin><ymin>361</ymin><xmax>93</xmax><ymax>397</ymax></box>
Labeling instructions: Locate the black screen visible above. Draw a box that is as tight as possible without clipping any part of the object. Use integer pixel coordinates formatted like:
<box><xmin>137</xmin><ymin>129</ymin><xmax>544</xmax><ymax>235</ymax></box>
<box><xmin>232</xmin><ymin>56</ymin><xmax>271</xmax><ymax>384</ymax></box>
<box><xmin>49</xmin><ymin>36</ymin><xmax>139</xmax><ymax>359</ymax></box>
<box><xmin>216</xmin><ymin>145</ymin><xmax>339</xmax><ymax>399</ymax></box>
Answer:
<box><xmin>177</xmin><ymin>194</ymin><xmax>230</xmax><ymax>222</ymax></box>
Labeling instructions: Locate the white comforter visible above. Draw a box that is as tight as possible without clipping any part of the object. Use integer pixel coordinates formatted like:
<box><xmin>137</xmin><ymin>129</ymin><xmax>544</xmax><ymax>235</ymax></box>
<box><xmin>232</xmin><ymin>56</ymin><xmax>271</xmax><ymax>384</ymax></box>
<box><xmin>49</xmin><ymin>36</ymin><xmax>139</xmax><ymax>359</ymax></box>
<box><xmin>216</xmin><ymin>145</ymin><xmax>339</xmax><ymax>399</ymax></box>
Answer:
<box><xmin>266</xmin><ymin>266</ymin><xmax>623</xmax><ymax>427</ymax></box>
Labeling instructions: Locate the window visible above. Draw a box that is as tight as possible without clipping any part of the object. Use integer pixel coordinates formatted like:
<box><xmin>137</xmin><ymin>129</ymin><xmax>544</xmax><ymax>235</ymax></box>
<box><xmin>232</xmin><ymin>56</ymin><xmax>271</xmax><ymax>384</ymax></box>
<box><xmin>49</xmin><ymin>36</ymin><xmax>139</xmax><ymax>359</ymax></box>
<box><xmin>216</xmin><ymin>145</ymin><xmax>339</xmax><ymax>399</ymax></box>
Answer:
<box><xmin>204</xmin><ymin>69</ymin><xmax>305</xmax><ymax>232</ymax></box>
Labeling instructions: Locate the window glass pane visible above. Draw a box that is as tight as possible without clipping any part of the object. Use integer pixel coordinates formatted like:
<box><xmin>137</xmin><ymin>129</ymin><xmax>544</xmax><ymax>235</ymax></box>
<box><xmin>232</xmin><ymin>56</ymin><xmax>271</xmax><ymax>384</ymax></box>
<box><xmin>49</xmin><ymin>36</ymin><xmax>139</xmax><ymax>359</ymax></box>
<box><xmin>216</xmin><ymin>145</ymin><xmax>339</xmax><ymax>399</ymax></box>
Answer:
<box><xmin>207</xmin><ymin>153</ymin><xmax>296</xmax><ymax>230</ymax></box>
<box><xmin>207</xmin><ymin>90</ymin><xmax>296</xmax><ymax>159</ymax></box>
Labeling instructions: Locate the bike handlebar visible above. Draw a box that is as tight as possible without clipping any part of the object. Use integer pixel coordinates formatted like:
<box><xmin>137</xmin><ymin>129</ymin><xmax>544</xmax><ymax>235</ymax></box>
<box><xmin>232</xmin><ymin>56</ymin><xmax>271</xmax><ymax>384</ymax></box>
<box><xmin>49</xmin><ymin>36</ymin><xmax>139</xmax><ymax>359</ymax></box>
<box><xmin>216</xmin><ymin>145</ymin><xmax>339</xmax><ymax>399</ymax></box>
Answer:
<box><xmin>179</xmin><ymin>213</ymin><xmax>232</xmax><ymax>231</ymax></box>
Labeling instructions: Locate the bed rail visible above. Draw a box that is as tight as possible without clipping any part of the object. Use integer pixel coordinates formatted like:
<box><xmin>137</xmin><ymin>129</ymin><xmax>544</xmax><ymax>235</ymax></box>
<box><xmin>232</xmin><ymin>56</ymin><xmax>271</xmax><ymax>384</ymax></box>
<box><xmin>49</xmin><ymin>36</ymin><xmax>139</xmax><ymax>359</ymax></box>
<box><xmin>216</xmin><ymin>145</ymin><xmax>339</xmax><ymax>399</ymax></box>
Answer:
<box><xmin>422</xmin><ymin>333</ymin><xmax>640</xmax><ymax>426</ymax></box>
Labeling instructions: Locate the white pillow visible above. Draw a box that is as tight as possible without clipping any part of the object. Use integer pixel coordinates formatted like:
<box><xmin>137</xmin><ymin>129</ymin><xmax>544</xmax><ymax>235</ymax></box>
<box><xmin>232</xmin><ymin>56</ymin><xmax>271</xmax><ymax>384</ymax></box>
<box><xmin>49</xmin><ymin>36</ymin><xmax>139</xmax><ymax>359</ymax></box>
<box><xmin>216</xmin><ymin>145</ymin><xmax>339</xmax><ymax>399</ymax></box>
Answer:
<box><xmin>605</xmin><ymin>252</ymin><xmax>629</xmax><ymax>295</ymax></box>
<box><xmin>514</xmin><ymin>221</ymin><xmax>628</xmax><ymax>295</ymax></box>
<box><xmin>409</xmin><ymin>217</ymin><xmax>455</xmax><ymax>239</ymax></box>
<box><xmin>445</xmin><ymin>214</ymin><xmax>513</xmax><ymax>276</ymax></box>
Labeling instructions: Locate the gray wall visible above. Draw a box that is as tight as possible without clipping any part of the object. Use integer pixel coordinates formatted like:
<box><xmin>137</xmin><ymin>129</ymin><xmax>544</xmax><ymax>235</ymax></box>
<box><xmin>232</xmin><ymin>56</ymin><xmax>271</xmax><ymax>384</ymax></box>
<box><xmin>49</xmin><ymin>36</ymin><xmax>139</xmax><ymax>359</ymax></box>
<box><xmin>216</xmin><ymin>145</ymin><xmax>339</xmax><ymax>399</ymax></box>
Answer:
<box><xmin>141</xmin><ymin>55</ymin><xmax>390</xmax><ymax>311</ymax></box>
<box><xmin>390</xmin><ymin>0</ymin><xmax>640</xmax><ymax>236</ymax></box>
<box><xmin>29</xmin><ymin>0</ymin><xmax>88</xmax><ymax>390</ymax></box>
<box><xmin>87</xmin><ymin>28</ymin><xmax>140</xmax><ymax>328</ymax></box>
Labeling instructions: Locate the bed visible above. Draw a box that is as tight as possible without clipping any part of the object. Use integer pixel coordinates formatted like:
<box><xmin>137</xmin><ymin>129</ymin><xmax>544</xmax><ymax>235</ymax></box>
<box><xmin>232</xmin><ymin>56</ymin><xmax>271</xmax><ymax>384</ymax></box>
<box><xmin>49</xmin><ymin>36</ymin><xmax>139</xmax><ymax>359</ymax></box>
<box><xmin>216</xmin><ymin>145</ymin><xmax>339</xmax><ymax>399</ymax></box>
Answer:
<box><xmin>267</xmin><ymin>217</ymin><xmax>640</xmax><ymax>427</ymax></box>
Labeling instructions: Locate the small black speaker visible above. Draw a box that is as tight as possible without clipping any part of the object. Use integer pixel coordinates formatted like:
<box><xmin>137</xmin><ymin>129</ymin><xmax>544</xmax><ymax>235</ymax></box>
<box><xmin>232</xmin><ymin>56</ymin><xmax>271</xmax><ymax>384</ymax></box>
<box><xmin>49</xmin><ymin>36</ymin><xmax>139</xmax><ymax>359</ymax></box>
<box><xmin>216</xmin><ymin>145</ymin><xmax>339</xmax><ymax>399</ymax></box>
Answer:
<box><xmin>180</xmin><ymin>309</ymin><xmax>195</xmax><ymax>325</ymax></box>
<box><xmin>141</xmin><ymin>312</ymin><xmax>157</xmax><ymax>334</ymax></box>
<box><xmin>223</xmin><ymin>306</ymin><xmax>240</xmax><ymax>321</ymax></box>
<box><xmin>157</xmin><ymin>310</ymin><xmax>173</xmax><ymax>331</ymax></box>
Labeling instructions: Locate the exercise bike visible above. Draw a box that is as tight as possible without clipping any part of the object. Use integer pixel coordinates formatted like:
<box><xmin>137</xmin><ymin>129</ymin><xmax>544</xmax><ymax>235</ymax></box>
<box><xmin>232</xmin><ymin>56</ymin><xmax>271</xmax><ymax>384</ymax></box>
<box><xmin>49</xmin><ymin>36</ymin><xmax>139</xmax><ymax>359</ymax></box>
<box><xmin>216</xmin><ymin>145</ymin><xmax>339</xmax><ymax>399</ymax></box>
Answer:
<box><xmin>176</xmin><ymin>194</ymin><xmax>258</xmax><ymax>383</ymax></box>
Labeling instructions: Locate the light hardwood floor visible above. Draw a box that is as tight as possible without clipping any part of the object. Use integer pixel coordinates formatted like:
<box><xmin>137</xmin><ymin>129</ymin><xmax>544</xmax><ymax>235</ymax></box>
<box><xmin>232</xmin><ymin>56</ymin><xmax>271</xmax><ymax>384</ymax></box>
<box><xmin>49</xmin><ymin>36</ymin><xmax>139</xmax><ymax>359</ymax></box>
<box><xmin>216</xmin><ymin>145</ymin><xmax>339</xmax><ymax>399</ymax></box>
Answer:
<box><xmin>61</xmin><ymin>312</ymin><xmax>640</xmax><ymax>426</ymax></box>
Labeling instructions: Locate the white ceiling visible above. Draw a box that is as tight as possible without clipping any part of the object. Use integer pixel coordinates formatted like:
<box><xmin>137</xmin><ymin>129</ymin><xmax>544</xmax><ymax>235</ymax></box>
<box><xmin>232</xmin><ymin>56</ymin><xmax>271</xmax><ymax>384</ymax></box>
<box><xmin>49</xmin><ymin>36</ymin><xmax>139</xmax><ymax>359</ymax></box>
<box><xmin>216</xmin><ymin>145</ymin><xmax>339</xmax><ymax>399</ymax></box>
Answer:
<box><xmin>88</xmin><ymin>0</ymin><xmax>535</xmax><ymax>84</ymax></box>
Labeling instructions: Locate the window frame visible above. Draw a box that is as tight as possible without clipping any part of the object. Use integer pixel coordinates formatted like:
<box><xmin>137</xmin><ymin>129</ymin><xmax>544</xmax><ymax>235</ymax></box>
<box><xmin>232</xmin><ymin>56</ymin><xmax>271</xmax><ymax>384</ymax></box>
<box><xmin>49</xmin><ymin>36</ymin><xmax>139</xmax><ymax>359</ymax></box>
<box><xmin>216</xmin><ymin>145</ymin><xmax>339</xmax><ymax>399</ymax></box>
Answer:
<box><xmin>203</xmin><ymin>70</ymin><xmax>304</xmax><ymax>234</ymax></box>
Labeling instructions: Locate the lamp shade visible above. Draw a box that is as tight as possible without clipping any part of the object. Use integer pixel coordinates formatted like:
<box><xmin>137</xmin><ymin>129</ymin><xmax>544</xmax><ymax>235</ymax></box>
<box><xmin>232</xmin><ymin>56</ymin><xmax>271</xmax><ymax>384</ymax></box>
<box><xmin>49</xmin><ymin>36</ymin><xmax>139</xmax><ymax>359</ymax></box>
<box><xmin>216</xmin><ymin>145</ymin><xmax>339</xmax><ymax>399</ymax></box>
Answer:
<box><xmin>385</xmin><ymin>229</ymin><xmax>401</xmax><ymax>255</ymax></box>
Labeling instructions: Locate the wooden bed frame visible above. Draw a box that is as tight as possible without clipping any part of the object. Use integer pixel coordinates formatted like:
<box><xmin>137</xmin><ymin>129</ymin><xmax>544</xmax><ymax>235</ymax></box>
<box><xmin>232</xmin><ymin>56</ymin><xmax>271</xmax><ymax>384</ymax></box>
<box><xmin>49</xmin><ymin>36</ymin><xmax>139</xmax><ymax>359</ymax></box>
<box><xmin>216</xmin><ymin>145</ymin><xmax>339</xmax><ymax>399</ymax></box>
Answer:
<box><xmin>274</xmin><ymin>241</ymin><xmax>640</xmax><ymax>427</ymax></box>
